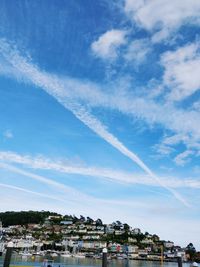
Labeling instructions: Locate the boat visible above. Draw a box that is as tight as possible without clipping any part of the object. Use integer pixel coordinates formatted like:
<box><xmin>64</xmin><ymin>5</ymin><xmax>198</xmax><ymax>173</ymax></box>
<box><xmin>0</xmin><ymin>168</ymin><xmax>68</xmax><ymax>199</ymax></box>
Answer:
<box><xmin>60</xmin><ymin>251</ymin><xmax>71</xmax><ymax>258</ymax></box>
<box><xmin>85</xmin><ymin>252</ymin><xmax>94</xmax><ymax>258</ymax></box>
<box><xmin>117</xmin><ymin>254</ymin><xmax>125</xmax><ymax>260</ymax></box>
<box><xmin>50</xmin><ymin>252</ymin><xmax>58</xmax><ymax>257</ymax></box>
<box><xmin>73</xmin><ymin>252</ymin><xmax>85</xmax><ymax>258</ymax></box>
<box><xmin>32</xmin><ymin>251</ymin><xmax>45</xmax><ymax>256</ymax></box>
<box><xmin>19</xmin><ymin>250</ymin><xmax>32</xmax><ymax>257</ymax></box>
<box><xmin>93</xmin><ymin>254</ymin><xmax>101</xmax><ymax>259</ymax></box>
<box><xmin>121</xmin><ymin>253</ymin><xmax>128</xmax><ymax>259</ymax></box>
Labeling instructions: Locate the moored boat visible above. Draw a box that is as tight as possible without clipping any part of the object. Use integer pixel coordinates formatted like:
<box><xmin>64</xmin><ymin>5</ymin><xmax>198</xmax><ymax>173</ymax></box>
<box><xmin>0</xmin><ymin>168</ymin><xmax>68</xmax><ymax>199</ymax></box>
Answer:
<box><xmin>73</xmin><ymin>252</ymin><xmax>85</xmax><ymax>258</ymax></box>
<box><xmin>60</xmin><ymin>251</ymin><xmax>71</xmax><ymax>258</ymax></box>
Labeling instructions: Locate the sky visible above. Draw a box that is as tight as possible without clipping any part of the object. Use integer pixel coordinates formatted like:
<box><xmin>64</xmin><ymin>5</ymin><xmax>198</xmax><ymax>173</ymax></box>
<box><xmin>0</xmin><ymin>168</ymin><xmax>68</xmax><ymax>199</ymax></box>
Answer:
<box><xmin>0</xmin><ymin>0</ymin><xmax>200</xmax><ymax>249</ymax></box>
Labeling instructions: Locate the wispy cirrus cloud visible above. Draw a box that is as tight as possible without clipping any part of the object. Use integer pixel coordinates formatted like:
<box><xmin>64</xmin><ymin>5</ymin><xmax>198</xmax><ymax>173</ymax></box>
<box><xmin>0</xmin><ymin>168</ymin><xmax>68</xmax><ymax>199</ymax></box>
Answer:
<box><xmin>124</xmin><ymin>38</ymin><xmax>151</xmax><ymax>66</ymax></box>
<box><xmin>174</xmin><ymin>150</ymin><xmax>194</xmax><ymax>166</ymax></box>
<box><xmin>0</xmin><ymin>161</ymin><xmax>163</xmax><ymax>212</ymax></box>
<box><xmin>0</xmin><ymin>38</ymin><xmax>189</xmax><ymax>206</ymax></box>
<box><xmin>1</xmin><ymin>38</ymin><xmax>200</xmax><ymax>157</ymax></box>
<box><xmin>1</xmin><ymin>150</ymin><xmax>200</xmax><ymax>191</ymax></box>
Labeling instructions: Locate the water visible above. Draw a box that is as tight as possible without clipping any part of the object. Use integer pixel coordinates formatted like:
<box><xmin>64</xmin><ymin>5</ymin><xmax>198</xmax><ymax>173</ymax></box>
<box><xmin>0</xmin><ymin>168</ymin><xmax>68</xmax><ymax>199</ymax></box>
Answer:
<box><xmin>0</xmin><ymin>255</ymin><xmax>191</xmax><ymax>267</ymax></box>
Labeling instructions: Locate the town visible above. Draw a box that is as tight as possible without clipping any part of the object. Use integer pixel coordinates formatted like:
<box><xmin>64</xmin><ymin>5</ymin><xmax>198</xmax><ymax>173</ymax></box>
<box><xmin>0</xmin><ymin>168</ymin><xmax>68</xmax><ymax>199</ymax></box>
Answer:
<box><xmin>0</xmin><ymin>211</ymin><xmax>198</xmax><ymax>262</ymax></box>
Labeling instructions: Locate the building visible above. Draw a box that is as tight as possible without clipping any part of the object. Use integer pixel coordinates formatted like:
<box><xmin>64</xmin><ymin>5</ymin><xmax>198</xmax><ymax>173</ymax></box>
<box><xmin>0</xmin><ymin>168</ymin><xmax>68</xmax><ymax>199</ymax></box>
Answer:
<box><xmin>132</xmin><ymin>228</ymin><xmax>141</xmax><ymax>235</ymax></box>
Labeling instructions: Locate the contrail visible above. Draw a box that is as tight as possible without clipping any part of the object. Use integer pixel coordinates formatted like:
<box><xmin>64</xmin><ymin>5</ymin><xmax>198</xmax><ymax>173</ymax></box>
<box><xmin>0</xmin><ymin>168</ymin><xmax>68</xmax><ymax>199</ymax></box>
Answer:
<box><xmin>0</xmin><ymin>182</ymin><xmax>66</xmax><ymax>203</ymax></box>
<box><xmin>0</xmin><ymin>39</ymin><xmax>189</xmax><ymax>206</ymax></box>
<box><xmin>0</xmin><ymin>162</ymin><xmax>154</xmax><ymax>209</ymax></box>
<box><xmin>1</xmin><ymin>150</ymin><xmax>199</xmax><ymax>189</ymax></box>
<box><xmin>0</xmin><ymin>162</ymin><xmax>91</xmax><ymax>201</ymax></box>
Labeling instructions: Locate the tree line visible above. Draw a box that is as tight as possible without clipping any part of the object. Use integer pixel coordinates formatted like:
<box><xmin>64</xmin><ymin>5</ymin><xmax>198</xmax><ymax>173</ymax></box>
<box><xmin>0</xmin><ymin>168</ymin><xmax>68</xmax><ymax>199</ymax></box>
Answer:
<box><xmin>0</xmin><ymin>211</ymin><xmax>61</xmax><ymax>226</ymax></box>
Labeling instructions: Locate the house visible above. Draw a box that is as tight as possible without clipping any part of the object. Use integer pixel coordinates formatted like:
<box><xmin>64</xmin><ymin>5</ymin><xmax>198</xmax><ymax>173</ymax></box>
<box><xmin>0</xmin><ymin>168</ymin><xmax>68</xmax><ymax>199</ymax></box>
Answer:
<box><xmin>61</xmin><ymin>229</ymin><xmax>72</xmax><ymax>234</ymax></box>
<box><xmin>60</xmin><ymin>220</ymin><xmax>73</xmax><ymax>225</ymax></box>
<box><xmin>87</xmin><ymin>230</ymin><xmax>104</xmax><ymax>235</ymax></box>
<box><xmin>48</xmin><ymin>215</ymin><xmax>62</xmax><ymax>220</ymax></box>
<box><xmin>128</xmin><ymin>245</ymin><xmax>139</xmax><ymax>253</ymax></box>
<box><xmin>138</xmin><ymin>249</ymin><xmax>148</xmax><ymax>257</ymax></box>
<box><xmin>65</xmin><ymin>235</ymin><xmax>80</xmax><ymax>240</ymax></box>
<box><xmin>132</xmin><ymin>228</ymin><xmax>141</xmax><ymax>235</ymax></box>
<box><xmin>115</xmin><ymin>230</ymin><xmax>125</xmax><ymax>235</ymax></box>
<box><xmin>96</xmin><ymin>226</ymin><xmax>104</xmax><ymax>231</ymax></box>
<box><xmin>105</xmin><ymin>224</ymin><xmax>114</xmax><ymax>234</ymax></box>
<box><xmin>164</xmin><ymin>241</ymin><xmax>174</xmax><ymax>248</ymax></box>
<box><xmin>85</xmin><ymin>225</ymin><xmax>96</xmax><ymax>230</ymax></box>
<box><xmin>82</xmin><ymin>235</ymin><xmax>100</xmax><ymax>240</ymax></box>
<box><xmin>53</xmin><ymin>225</ymin><xmax>61</xmax><ymax>233</ymax></box>
<box><xmin>141</xmin><ymin>238</ymin><xmax>154</xmax><ymax>245</ymax></box>
<box><xmin>27</xmin><ymin>224</ymin><xmax>40</xmax><ymax>230</ymax></box>
<box><xmin>82</xmin><ymin>240</ymin><xmax>106</xmax><ymax>249</ymax></box>
<box><xmin>108</xmin><ymin>243</ymin><xmax>123</xmax><ymax>253</ymax></box>
<box><xmin>79</xmin><ymin>224</ymin><xmax>86</xmax><ymax>229</ymax></box>
<box><xmin>128</xmin><ymin>237</ymin><xmax>137</xmax><ymax>243</ymax></box>
<box><xmin>78</xmin><ymin>229</ymin><xmax>87</xmax><ymax>234</ymax></box>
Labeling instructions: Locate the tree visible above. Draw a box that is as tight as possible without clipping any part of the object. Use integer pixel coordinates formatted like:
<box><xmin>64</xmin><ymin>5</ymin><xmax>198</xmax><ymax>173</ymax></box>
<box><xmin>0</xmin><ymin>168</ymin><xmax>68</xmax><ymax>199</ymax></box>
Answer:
<box><xmin>123</xmin><ymin>223</ymin><xmax>130</xmax><ymax>232</ymax></box>
<box><xmin>86</xmin><ymin>217</ymin><xmax>94</xmax><ymax>224</ymax></box>
<box><xmin>72</xmin><ymin>215</ymin><xmax>79</xmax><ymax>223</ymax></box>
<box><xmin>0</xmin><ymin>211</ymin><xmax>62</xmax><ymax>226</ymax></box>
<box><xmin>96</xmin><ymin>218</ymin><xmax>103</xmax><ymax>226</ymax></box>
<box><xmin>80</xmin><ymin>215</ymin><xmax>85</xmax><ymax>222</ymax></box>
<box><xmin>186</xmin><ymin>243</ymin><xmax>196</xmax><ymax>261</ymax></box>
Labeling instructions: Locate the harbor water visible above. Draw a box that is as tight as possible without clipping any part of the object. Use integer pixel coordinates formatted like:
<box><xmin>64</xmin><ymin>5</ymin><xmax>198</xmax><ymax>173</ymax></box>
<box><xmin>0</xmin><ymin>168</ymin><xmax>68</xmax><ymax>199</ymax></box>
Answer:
<box><xmin>0</xmin><ymin>255</ymin><xmax>192</xmax><ymax>267</ymax></box>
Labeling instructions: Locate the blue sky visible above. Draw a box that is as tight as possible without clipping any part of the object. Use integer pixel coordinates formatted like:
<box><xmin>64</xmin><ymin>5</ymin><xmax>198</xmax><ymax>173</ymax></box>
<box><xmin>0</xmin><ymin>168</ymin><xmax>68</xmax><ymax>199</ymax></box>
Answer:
<box><xmin>1</xmin><ymin>0</ymin><xmax>200</xmax><ymax>248</ymax></box>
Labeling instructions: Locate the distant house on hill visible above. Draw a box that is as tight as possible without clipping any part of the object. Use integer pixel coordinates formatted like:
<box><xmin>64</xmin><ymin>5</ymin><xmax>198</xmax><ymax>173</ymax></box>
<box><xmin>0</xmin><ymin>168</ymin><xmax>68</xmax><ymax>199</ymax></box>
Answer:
<box><xmin>132</xmin><ymin>228</ymin><xmax>141</xmax><ymax>235</ymax></box>
<box><xmin>60</xmin><ymin>220</ymin><xmax>73</xmax><ymax>225</ymax></box>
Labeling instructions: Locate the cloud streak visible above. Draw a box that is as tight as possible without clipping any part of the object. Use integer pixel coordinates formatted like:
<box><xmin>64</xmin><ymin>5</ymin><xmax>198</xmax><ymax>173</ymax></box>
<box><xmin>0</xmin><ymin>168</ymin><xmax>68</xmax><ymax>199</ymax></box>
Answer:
<box><xmin>0</xmin><ymin>162</ymin><xmax>90</xmax><ymax>201</ymax></box>
<box><xmin>0</xmin><ymin>182</ymin><xmax>66</xmax><ymax>203</ymax></box>
<box><xmin>0</xmin><ymin>161</ymin><xmax>159</xmax><ymax>212</ymax></box>
<box><xmin>1</xmin><ymin>151</ymin><xmax>199</xmax><ymax>195</ymax></box>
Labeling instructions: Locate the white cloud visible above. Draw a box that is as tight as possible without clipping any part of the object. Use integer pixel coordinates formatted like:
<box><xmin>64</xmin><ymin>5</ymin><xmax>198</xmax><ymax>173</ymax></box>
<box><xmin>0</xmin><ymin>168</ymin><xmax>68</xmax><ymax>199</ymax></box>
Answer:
<box><xmin>161</xmin><ymin>43</ymin><xmax>200</xmax><ymax>101</ymax></box>
<box><xmin>163</xmin><ymin>134</ymin><xmax>189</xmax><ymax>146</ymax></box>
<box><xmin>155</xmin><ymin>134</ymin><xmax>189</xmax><ymax>157</ymax></box>
<box><xmin>91</xmin><ymin>29</ymin><xmax>127</xmax><ymax>59</ymax></box>
<box><xmin>174</xmin><ymin>150</ymin><xmax>194</xmax><ymax>166</ymax></box>
<box><xmin>124</xmin><ymin>38</ymin><xmax>151</xmax><ymax>65</ymax></box>
<box><xmin>124</xmin><ymin>0</ymin><xmax>200</xmax><ymax>41</ymax></box>
<box><xmin>3</xmin><ymin>130</ymin><xmax>13</xmax><ymax>139</ymax></box>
